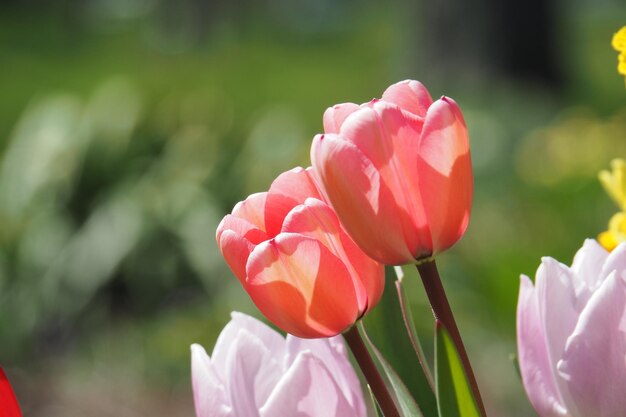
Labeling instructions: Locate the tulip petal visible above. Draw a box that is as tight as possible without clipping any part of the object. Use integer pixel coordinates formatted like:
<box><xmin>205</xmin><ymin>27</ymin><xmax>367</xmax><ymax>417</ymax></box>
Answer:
<box><xmin>212</xmin><ymin>312</ymin><xmax>286</xmax><ymax>379</ymax></box>
<box><xmin>418</xmin><ymin>97</ymin><xmax>473</xmax><ymax>254</ymax></box>
<box><xmin>557</xmin><ymin>272</ymin><xmax>626</xmax><ymax>417</ymax></box>
<box><xmin>517</xmin><ymin>276</ymin><xmax>568</xmax><ymax>417</ymax></box>
<box><xmin>282</xmin><ymin>197</ymin><xmax>383</xmax><ymax>312</ymax></box>
<box><xmin>264</xmin><ymin>167</ymin><xmax>322</xmax><ymax>237</ymax></box>
<box><xmin>311</xmin><ymin>133</ymin><xmax>416</xmax><ymax>264</ymax></box>
<box><xmin>535</xmin><ymin>257</ymin><xmax>579</xmax><ymax>395</ymax></box>
<box><xmin>260</xmin><ymin>351</ymin><xmax>357</xmax><ymax>417</ymax></box>
<box><xmin>381</xmin><ymin>79</ymin><xmax>434</xmax><ymax>118</ymax></box>
<box><xmin>191</xmin><ymin>344</ymin><xmax>233</xmax><ymax>417</ymax></box>
<box><xmin>341</xmin><ymin>102</ymin><xmax>433</xmax><ymax>260</ymax></box>
<box><xmin>218</xmin><ymin>229</ymin><xmax>256</xmax><ymax>285</ymax></box>
<box><xmin>571</xmin><ymin>239</ymin><xmax>608</xmax><ymax>301</ymax></box>
<box><xmin>323</xmin><ymin>103</ymin><xmax>361</xmax><ymax>134</ymax></box>
<box><xmin>285</xmin><ymin>335</ymin><xmax>367</xmax><ymax>416</ymax></box>
<box><xmin>601</xmin><ymin>242</ymin><xmax>626</xmax><ymax>283</ymax></box>
<box><xmin>246</xmin><ymin>233</ymin><xmax>360</xmax><ymax>338</ymax></box>
<box><xmin>232</xmin><ymin>192</ymin><xmax>268</xmax><ymax>232</ymax></box>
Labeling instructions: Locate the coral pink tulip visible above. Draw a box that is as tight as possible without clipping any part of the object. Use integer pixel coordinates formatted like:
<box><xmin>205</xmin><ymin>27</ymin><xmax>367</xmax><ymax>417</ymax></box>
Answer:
<box><xmin>311</xmin><ymin>79</ymin><xmax>472</xmax><ymax>265</ymax></box>
<box><xmin>216</xmin><ymin>167</ymin><xmax>384</xmax><ymax>338</ymax></box>
<box><xmin>191</xmin><ymin>312</ymin><xmax>368</xmax><ymax>417</ymax></box>
<box><xmin>0</xmin><ymin>368</ymin><xmax>22</xmax><ymax>417</ymax></box>
<box><xmin>517</xmin><ymin>239</ymin><xmax>626</xmax><ymax>417</ymax></box>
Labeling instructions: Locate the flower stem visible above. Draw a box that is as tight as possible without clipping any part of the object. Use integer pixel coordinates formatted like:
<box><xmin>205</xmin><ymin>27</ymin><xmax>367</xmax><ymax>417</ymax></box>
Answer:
<box><xmin>344</xmin><ymin>325</ymin><xmax>401</xmax><ymax>417</ymax></box>
<box><xmin>416</xmin><ymin>259</ymin><xmax>486</xmax><ymax>416</ymax></box>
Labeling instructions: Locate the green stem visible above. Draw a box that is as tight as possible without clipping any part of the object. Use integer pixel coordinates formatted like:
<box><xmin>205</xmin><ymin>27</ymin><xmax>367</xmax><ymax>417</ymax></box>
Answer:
<box><xmin>344</xmin><ymin>325</ymin><xmax>401</xmax><ymax>417</ymax></box>
<box><xmin>416</xmin><ymin>259</ymin><xmax>487</xmax><ymax>416</ymax></box>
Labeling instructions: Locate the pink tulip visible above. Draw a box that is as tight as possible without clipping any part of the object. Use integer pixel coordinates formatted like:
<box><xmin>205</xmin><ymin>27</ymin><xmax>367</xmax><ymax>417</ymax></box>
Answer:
<box><xmin>517</xmin><ymin>239</ymin><xmax>626</xmax><ymax>417</ymax></box>
<box><xmin>191</xmin><ymin>312</ymin><xmax>368</xmax><ymax>417</ymax></box>
<box><xmin>216</xmin><ymin>167</ymin><xmax>384</xmax><ymax>338</ymax></box>
<box><xmin>0</xmin><ymin>368</ymin><xmax>22</xmax><ymax>417</ymax></box>
<box><xmin>311</xmin><ymin>79</ymin><xmax>473</xmax><ymax>265</ymax></box>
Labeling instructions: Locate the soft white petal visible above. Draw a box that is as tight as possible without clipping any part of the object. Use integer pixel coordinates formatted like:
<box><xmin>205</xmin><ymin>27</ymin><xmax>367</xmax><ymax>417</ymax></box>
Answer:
<box><xmin>557</xmin><ymin>272</ymin><xmax>626</xmax><ymax>417</ymax></box>
<box><xmin>212</xmin><ymin>312</ymin><xmax>286</xmax><ymax>377</ymax></box>
<box><xmin>260</xmin><ymin>351</ymin><xmax>360</xmax><ymax>417</ymax></box>
<box><xmin>571</xmin><ymin>239</ymin><xmax>608</xmax><ymax>296</ymax></box>
<box><xmin>517</xmin><ymin>276</ymin><xmax>568</xmax><ymax>417</ymax></box>
<box><xmin>600</xmin><ymin>242</ymin><xmax>626</xmax><ymax>283</ymax></box>
<box><xmin>225</xmin><ymin>329</ymin><xmax>284</xmax><ymax>416</ymax></box>
<box><xmin>285</xmin><ymin>335</ymin><xmax>366</xmax><ymax>416</ymax></box>
<box><xmin>191</xmin><ymin>344</ymin><xmax>233</xmax><ymax>417</ymax></box>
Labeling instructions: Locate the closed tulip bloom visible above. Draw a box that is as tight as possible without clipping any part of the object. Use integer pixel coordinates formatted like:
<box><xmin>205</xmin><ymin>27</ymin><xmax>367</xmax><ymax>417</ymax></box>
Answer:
<box><xmin>216</xmin><ymin>167</ymin><xmax>384</xmax><ymax>338</ymax></box>
<box><xmin>517</xmin><ymin>239</ymin><xmax>626</xmax><ymax>417</ymax></box>
<box><xmin>311</xmin><ymin>79</ymin><xmax>472</xmax><ymax>265</ymax></box>
<box><xmin>191</xmin><ymin>312</ymin><xmax>368</xmax><ymax>417</ymax></box>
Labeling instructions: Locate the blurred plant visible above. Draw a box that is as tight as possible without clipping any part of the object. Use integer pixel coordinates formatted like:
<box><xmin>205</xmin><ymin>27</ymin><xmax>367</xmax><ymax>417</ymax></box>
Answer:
<box><xmin>190</xmin><ymin>312</ymin><xmax>368</xmax><ymax>417</ymax></box>
<box><xmin>517</xmin><ymin>240</ymin><xmax>626</xmax><ymax>417</ymax></box>
<box><xmin>612</xmin><ymin>26</ymin><xmax>626</xmax><ymax>86</ymax></box>
<box><xmin>0</xmin><ymin>78</ymin><xmax>235</xmax><ymax>359</ymax></box>
<box><xmin>516</xmin><ymin>108</ymin><xmax>626</xmax><ymax>186</ymax></box>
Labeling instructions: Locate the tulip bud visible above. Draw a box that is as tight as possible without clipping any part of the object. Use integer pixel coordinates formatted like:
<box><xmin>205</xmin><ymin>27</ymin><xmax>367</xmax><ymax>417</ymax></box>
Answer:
<box><xmin>216</xmin><ymin>167</ymin><xmax>384</xmax><ymax>338</ymax></box>
<box><xmin>517</xmin><ymin>239</ymin><xmax>626</xmax><ymax>417</ymax></box>
<box><xmin>311</xmin><ymin>80</ymin><xmax>473</xmax><ymax>265</ymax></box>
<box><xmin>191</xmin><ymin>312</ymin><xmax>368</xmax><ymax>417</ymax></box>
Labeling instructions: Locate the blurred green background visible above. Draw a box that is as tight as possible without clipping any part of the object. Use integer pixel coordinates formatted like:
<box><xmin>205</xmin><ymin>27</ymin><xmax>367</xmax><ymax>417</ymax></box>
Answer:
<box><xmin>1</xmin><ymin>0</ymin><xmax>625</xmax><ymax>416</ymax></box>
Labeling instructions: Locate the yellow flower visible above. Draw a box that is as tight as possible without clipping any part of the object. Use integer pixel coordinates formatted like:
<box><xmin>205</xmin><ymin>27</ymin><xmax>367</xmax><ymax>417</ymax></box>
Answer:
<box><xmin>613</xmin><ymin>26</ymin><xmax>626</xmax><ymax>84</ymax></box>
<box><xmin>598</xmin><ymin>159</ymin><xmax>626</xmax><ymax>251</ymax></box>
<box><xmin>599</xmin><ymin>158</ymin><xmax>626</xmax><ymax>210</ymax></box>
<box><xmin>598</xmin><ymin>212</ymin><xmax>626</xmax><ymax>251</ymax></box>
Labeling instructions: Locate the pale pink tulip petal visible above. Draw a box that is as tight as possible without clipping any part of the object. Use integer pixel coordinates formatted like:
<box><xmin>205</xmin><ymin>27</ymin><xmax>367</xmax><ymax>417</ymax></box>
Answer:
<box><xmin>311</xmin><ymin>133</ymin><xmax>416</xmax><ymax>264</ymax></box>
<box><xmin>600</xmin><ymin>242</ymin><xmax>626</xmax><ymax>282</ymax></box>
<box><xmin>191</xmin><ymin>344</ymin><xmax>233</xmax><ymax>417</ymax></box>
<box><xmin>381</xmin><ymin>79</ymin><xmax>434</xmax><ymax>117</ymax></box>
<box><xmin>285</xmin><ymin>335</ymin><xmax>367</xmax><ymax>416</ymax></box>
<box><xmin>517</xmin><ymin>276</ymin><xmax>568</xmax><ymax>417</ymax></box>
<box><xmin>260</xmin><ymin>352</ymin><xmax>357</xmax><ymax>417</ymax></box>
<box><xmin>224</xmin><ymin>330</ymin><xmax>284</xmax><ymax>416</ymax></box>
<box><xmin>281</xmin><ymin>197</ymin><xmax>378</xmax><ymax>312</ymax></box>
<box><xmin>557</xmin><ymin>272</ymin><xmax>626</xmax><ymax>417</ymax></box>
<box><xmin>246</xmin><ymin>233</ymin><xmax>360</xmax><ymax>338</ymax></box>
<box><xmin>264</xmin><ymin>167</ymin><xmax>322</xmax><ymax>237</ymax></box>
<box><xmin>323</xmin><ymin>103</ymin><xmax>361</xmax><ymax>134</ymax></box>
<box><xmin>570</xmin><ymin>239</ymin><xmax>608</xmax><ymax>303</ymax></box>
<box><xmin>232</xmin><ymin>192</ymin><xmax>268</xmax><ymax>232</ymax></box>
<box><xmin>418</xmin><ymin>97</ymin><xmax>472</xmax><ymax>254</ymax></box>
<box><xmin>535</xmin><ymin>257</ymin><xmax>579</xmax><ymax>396</ymax></box>
<box><xmin>212</xmin><ymin>312</ymin><xmax>286</xmax><ymax>379</ymax></box>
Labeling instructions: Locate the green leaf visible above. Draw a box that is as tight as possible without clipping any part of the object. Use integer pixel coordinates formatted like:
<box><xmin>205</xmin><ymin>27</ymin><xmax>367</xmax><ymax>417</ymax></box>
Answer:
<box><xmin>358</xmin><ymin>322</ymin><xmax>423</xmax><ymax>417</ymax></box>
<box><xmin>366</xmin><ymin>384</ymin><xmax>384</xmax><ymax>417</ymax></box>
<box><xmin>434</xmin><ymin>322</ymin><xmax>482</xmax><ymax>417</ymax></box>
<box><xmin>394</xmin><ymin>266</ymin><xmax>438</xmax><ymax>417</ymax></box>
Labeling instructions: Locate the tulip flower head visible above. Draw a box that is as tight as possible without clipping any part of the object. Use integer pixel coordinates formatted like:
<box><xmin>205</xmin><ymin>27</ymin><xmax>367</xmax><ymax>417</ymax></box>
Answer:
<box><xmin>517</xmin><ymin>239</ymin><xmax>626</xmax><ymax>417</ymax></box>
<box><xmin>0</xmin><ymin>368</ymin><xmax>22</xmax><ymax>417</ymax></box>
<box><xmin>191</xmin><ymin>312</ymin><xmax>368</xmax><ymax>417</ymax></box>
<box><xmin>311</xmin><ymin>80</ymin><xmax>473</xmax><ymax>265</ymax></box>
<box><xmin>216</xmin><ymin>167</ymin><xmax>384</xmax><ymax>338</ymax></box>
